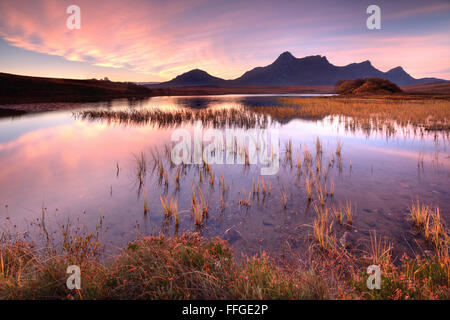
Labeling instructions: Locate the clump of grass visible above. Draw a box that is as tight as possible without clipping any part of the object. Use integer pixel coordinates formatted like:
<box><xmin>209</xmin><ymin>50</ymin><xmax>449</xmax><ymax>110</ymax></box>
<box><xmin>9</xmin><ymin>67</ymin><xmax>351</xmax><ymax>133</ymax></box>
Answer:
<box><xmin>238</xmin><ymin>191</ymin><xmax>252</xmax><ymax>208</ymax></box>
<box><xmin>303</xmin><ymin>147</ymin><xmax>312</xmax><ymax>167</ymax></box>
<box><xmin>312</xmin><ymin>205</ymin><xmax>336</xmax><ymax>250</ymax></box>
<box><xmin>336</xmin><ymin>140</ymin><xmax>342</xmax><ymax>157</ymax></box>
<box><xmin>315</xmin><ymin>182</ymin><xmax>325</xmax><ymax>206</ymax></box>
<box><xmin>134</xmin><ymin>152</ymin><xmax>147</xmax><ymax>186</ymax></box>
<box><xmin>343</xmin><ymin>202</ymin><xmax>353</xmax><ymax>225</ymax></box>
<box><xmin>316</xmin><ymin>137</ymin><xmax>322</xmax><ymax>155</ymax></box>
<box><xmin>160</xmin><ymin>196</ymin><xmax>178</xmax><ymax>217</ymax></box>
<box><xmin>260</xmin><ymin>177</ymin><xmax>270</xmax><ymax>195</ymax></box>
<box><xmin>367</xmin><ymin>231</ymin><xmax>392</xmax><ymax>268</ymax></box>
<box><xmin>410</xmin><ymin>199</ymin><xmax>430</xmax><ymax>228</ymax></box>
<box><xmin>191</xmin><ymin>185</ymin><xmax>208</xmax><ymax>225</ymax></box>
<box><xmin>296</xmin><ymin>156</ymin><xmax>302</xmax><ymax>172</ymax></box>
<box><xmin>410</xmin><ymin>200</ymin><xmax>448</xmax><ymax>248</ymax></box>
<box><xmin>284</xmin><ymin>139</ymin><xmax>293</xmax><ymax>162</ymax></box>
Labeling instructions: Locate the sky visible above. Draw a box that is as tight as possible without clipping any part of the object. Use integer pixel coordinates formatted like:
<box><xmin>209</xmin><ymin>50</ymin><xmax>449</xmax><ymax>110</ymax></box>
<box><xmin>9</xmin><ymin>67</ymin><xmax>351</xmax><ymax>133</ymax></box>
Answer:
<box><xmin>0</xmin><ymin>0</ymin><xmax>449</xmax><ymax>82</ymax></box>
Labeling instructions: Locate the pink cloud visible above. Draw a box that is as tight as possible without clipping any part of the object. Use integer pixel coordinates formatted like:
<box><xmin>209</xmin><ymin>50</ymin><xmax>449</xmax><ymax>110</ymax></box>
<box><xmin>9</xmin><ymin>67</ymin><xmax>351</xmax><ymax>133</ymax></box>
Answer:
<box><xmin>0</xmin><ymin>0</ymin><xmax>449</xmax><ymax>80</ymax></box>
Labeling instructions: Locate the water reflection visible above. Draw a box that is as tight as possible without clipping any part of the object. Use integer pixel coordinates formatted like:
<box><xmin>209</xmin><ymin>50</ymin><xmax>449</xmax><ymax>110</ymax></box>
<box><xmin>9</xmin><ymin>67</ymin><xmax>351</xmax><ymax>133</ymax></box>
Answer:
<box><xmin>0</xmin><ymin>95</ymin><xmax>448</xmax><ymax>257</ymax></box>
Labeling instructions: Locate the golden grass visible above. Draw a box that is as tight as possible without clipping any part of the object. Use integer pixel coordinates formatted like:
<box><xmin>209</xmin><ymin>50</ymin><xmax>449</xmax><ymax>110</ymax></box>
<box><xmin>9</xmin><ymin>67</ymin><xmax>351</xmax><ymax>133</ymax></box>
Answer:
<box><xmin>160</xmin><ymin>196</ymin><xmax>178</xmax><ymax>217</ymax></box>
<box><xmin>312</xmin><ymin>205</ymin><xmax>336</xmax><ymax>251</ymax></box>
<box><xmin>367</xmin><ymin>231</ymin><xmax>392</xmax><ymax>268</ymax></box>
<box><xmin>274</xmin><ymin>97</ymin><xmax>450</xmax><ymax>131</ymax></box>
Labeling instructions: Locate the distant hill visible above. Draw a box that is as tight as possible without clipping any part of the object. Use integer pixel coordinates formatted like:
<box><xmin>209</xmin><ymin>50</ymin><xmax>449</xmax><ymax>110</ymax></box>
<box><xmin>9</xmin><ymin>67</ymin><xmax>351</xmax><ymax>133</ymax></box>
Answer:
<box><xmin>336</xmin><ymin>78</ymin><xmax>402</xmax><ymax>95</ymax></box>
<box><xmin>151</xmin><ymin>51</ymin><xmax>448</xmax><ymax>88</ymax></box>
<box><xmin>158</xmin><ymin>69</ymin><xmax>228</xmax><ymax>87</ymax></box>
<box><xmin>0</xmin><ymin>73</ymin><xmax>156</xmax><ymax>104</ymax></box>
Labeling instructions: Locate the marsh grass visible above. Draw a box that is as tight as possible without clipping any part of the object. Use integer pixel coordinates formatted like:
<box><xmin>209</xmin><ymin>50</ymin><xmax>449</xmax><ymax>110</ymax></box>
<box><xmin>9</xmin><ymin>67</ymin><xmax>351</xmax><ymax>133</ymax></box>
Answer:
<box><xmin>275</xmin><ymin>97</ymin><xmax>450</xmax><ymax>132</ymax></box>
<box><xmin>367</xmin><ymin>231</ymin><xmax>392</xmax><ymax>268</ymax></box>
<box><xmin>280</xmin><ymin>188</ymin><xmax>287</xmax><ymax>209</ymax></box>
<box><xmin>306</xmin><ymin>177</ymin><xmax>312</xmax><ymax>201</ymax></box>
<box><xmin>312</xmin><ymin>205</ymin><xmax>336</xmax><ymax>251</ymax></box>
<box><xmin>134</xmin><ymin>152</ymin><xmax>147</xmax><ymax>188</ymax></box>
<box><xmin>160</xmin><ymin>196</ymin><xmax>178</xmax><ymax>217</ymax></box>
<box><xmin>76</xmin><ymin>107</ymin><xmax>268</xmax><ymax>129</ymax></box>
<box><xmin>410</xmin><ymin>200</ymin><xmax>448</xmax><ymax>251</ymax></box>
<box><xmin>238</xmin><ymin>190</ymin><xmax>252</xmax><ymax>208</ymax></box>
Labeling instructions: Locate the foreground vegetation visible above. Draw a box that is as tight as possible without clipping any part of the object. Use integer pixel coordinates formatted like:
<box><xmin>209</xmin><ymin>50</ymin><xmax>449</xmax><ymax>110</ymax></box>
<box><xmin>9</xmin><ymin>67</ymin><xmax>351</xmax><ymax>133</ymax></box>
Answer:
<box><xmin>0</xmin><ymin>224</ymin><xmax>448</xmax><ymax>300</ymax></box>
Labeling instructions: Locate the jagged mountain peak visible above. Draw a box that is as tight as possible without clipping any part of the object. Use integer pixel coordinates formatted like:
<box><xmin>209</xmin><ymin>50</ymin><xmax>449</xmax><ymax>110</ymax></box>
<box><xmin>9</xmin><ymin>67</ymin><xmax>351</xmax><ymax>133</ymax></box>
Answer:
<box><xmin>150</xmin><ymin>52</ymin><xmax>447</xmax><ymax>88</ymax></box>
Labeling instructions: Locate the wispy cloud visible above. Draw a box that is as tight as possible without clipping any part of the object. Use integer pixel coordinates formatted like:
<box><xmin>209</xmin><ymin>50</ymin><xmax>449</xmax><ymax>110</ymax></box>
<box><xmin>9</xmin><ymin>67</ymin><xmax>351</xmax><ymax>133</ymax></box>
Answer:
<box><xmin>0</xmin><ymin>0</ymin><xmax>448</xmax><ymax>81</ymax></box>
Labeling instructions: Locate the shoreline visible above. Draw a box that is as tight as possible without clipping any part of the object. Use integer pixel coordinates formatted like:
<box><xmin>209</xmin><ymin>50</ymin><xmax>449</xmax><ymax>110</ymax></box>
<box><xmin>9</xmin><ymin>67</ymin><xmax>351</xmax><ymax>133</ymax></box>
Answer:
<box><xmin>1</xmin><ymin>92</ymin><xmax>449</xmax><ymax>114</ymax></box>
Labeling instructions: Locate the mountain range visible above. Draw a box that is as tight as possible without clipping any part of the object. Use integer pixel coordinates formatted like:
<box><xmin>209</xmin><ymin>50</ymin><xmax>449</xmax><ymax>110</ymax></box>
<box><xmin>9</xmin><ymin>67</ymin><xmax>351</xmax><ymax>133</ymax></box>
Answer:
<box><xmin>149</xmin><ymin>51</ymin><xmax>447</xmax><ymax>88</ymax></box>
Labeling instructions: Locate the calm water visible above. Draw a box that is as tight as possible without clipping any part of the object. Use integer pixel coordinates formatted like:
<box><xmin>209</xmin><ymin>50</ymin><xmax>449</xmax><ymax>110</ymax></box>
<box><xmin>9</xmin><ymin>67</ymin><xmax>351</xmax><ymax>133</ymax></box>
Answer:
<box><xmin>0</xmin><ymin>95</ymin><xmax>449</xmax><ymax>257</ymax></box>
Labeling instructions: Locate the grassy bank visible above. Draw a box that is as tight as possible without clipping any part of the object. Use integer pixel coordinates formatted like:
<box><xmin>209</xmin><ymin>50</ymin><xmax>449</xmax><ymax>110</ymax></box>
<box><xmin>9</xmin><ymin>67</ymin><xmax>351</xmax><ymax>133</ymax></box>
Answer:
<box><xmin>0</xmin><ymin>230</ymin><xmax>448</xmax><ymax>300</ymax></box>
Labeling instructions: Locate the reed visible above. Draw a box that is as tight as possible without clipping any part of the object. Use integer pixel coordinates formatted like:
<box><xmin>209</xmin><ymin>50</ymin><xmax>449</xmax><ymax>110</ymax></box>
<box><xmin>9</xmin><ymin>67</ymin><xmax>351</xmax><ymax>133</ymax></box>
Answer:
<box><xmin>192</xmin><ymin>201</ymin><xmax>203</xmax><ymax>226</ymax></box>
<box><xmin>336</xmin><ymin>140</ymin><xmax>343</xmax><ymax>157</ymax></box>
<box><xmin>315</xmin><ymin>182</ymin><xmax>325</xmax><ymax>205</ymax></box>
<box><xmin>368</xmin><ymin>231</ymin><xmax>392</xmax><ymax>268</ymax></box>
<box><xmin>197</xmin><ymin>186</ymin><xmax>209</xmax><ymax>217</ymax></box>
<box><xmin>220</xmin><ymin>173</ymin><xmax>226</xmax><ymax>194</ymax></box>
<box><xmin>175</xmin><ymin>166</ymin><xmax>181</xmax><ymax>188</ymax></box>
<box><xmin>417</xmin><ymin>152</ymin><xmax>425</xmax><ymax>169</ymax></box>
<box><xmin>281</xmin><ymin>189</ymin><xmax>287</xmax><ymax>209</ymax></box>
<box><xmin>160</xmin><ymin>196</ymin><xmax>178</xmax><ymax>217</ymax></box>
<box><xmin>332</xmin><ymin>206</ymin><xmax>344</xmax><ymax>225</ymax></box>
<box><xmin>296</xmin><ymin>156</ymin><xmax>301</xmax><ymax>172</ymax></box>
<box><xmin>306</xmin><ymin>177</ymin><xmax>312</xmax><ymax>201</ymax></box>
<box><xmin>284</xmin><ymin>139</ymin><xmax>293</xmax><ymax>163</ymax></box>
<box><xmin>261</xmin><ymin>177</ymin><xmax>267</xmax><ymax>195</ymax></box>
<box><xmin>344</xmin><ymin>201</ymin><xmax>353</xmax><ymax>225</ymax></box>
<box><xmin>430</xmin><ymin>208</ymin><xmax>446</xmax><ymax>249</ymax></box>
<box><xmin>316</xmin><ymin>137</ymin><xmax>322</xmax><ymax>155</ymax></box>
<box><xmin>173</xmin><ymin>208</ymin><xmax>179</xmax><ymax>227</ymax></box>
<box><xmin>238</xmin><ymin>191</ymin><xmax>252</xmax><ymax>208</ymax></box>
<box><xmin>244</xmin><ymin>148</ymin><xmax>250</xmax><ymax>166</ymax></box>
<box><xmin>410</xmin><ymin>199</ymin><xmax>430</xmax><ymax>228</ymax></box>
<box><xmin>134</xmin><ymin>152</ymin><xmax>147</xmax><ymax>186</ymax></box>
<box><xmin>312</xmin><ymin>205</ymin><xmax>335</xmax><ymax>250</ymax></box>
<box><xmin>163</xmin><ymin>170</ymin><xmax>169</xmax><ymax>186</ymax></box>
